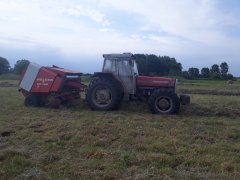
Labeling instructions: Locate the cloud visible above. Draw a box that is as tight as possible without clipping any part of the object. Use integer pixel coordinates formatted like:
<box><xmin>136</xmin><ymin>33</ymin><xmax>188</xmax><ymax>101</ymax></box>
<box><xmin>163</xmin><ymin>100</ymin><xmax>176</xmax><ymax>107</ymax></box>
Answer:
<box><xmin>103</xmin><ymin>0</ymin><xmax>240</xmax><ymax>44</ymax></box>
<box><xmin>0</xmin><ymin>0</ymin><xmax>240</xmax><ymax>75</ymax></box>
<box><xmin>65</xmin><ymin>5</ymin><xmax>110</xmax><ymax>27</ymax></box>
<box><xmin>0</xmin><ymin>0</ymin><xmax>162</xmax><ymax>56</ymax></box>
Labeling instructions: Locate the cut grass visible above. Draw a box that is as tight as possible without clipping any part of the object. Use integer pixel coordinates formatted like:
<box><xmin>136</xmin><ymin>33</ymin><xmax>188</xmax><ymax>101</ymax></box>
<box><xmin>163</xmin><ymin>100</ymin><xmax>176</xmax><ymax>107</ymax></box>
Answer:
<box><xmin>0</xmin><ymin>74</ymin><xmax>19</xmax><ymax>80</ymax></box>
<box><xmin>0</xmin><ymin>81</ymin><xmax>240</xmax><ymax>179</ymax></box>
<box><xmin>178</xmin><ymin>79</ymin><xmax>240</xmax><ymax>91</ymax></box>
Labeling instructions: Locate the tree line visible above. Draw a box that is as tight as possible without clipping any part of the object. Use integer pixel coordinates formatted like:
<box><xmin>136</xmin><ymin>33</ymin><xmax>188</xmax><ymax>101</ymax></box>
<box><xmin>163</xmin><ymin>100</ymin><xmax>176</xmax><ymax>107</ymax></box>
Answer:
<box><xmin>182</xmin><ymin>62</ymin><xmax>234</xmax><ymax>80</ymax></box>
<box><xmin>0</xmin><ymin>55</ymin><xmax>235</xmax><ymax>80</ymax></box>
<box><xmin>134</xmin><ymin>54</ymin><xmax>234</xmax><ymax>80</ymax></box>
<box><xmin>135</xmin><ymin>54</ymin><xmax>182</xmax><ymax>76</ymax></box>
<box><xmin>0</xmin><ymin>57</ymin><xmax>29</xmax><ymax>75</ymax></box>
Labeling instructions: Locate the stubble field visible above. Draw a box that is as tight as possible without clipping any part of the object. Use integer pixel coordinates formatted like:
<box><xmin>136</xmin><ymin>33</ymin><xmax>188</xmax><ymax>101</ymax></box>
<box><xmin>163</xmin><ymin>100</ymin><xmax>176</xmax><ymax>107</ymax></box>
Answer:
<box><xmin>0</xmin><ymin>78</ymin><xmax>240</xmax><ymax>179</ymax></box>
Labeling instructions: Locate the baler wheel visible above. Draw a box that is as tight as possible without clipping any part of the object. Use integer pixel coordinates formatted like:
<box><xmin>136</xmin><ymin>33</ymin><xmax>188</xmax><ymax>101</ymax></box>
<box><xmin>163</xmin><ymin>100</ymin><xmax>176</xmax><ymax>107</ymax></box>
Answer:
<box><xmin>86</xmin><ymin>78</ymin><xmax>122</xmax><ymax>111</ymax></box>
<box><xmin>148</xmin><ymin>89</ymin><xmax>180</xmax><ymax>114</ymax></box>
<box><xmin>24</xmin><ymin>95</ymin><xmax>40</xmax><ymax>107</ymax></box>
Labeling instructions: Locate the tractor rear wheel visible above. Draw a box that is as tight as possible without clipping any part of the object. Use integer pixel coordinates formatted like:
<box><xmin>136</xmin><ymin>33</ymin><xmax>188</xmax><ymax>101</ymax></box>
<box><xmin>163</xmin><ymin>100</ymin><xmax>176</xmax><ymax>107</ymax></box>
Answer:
<box><xmin>148</xmin><ymin>89</ymin><xmax>180</xmax><ymax>114</ymax></box>
<box><xmin>24</xmin><ymin>94</ymin><xmax>40</xmax><ymax>107</ymax></box>
<box><xmin>86</xmin><ymin>78</ymin><xmax>122</xmax><ymax>111</ymax></box>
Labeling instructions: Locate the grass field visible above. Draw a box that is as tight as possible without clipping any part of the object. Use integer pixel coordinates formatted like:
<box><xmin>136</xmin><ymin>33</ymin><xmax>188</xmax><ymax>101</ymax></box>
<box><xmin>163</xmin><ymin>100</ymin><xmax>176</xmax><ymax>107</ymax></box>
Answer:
<box><xmin>0</xmin><ymin>78</ymin><xmax>240</xmax><ymax>179</ymax></box>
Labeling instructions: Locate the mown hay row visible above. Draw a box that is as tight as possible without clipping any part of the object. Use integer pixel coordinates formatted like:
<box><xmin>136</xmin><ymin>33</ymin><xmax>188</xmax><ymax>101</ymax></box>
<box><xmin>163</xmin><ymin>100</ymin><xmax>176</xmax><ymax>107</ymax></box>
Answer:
<box><xmin>178</xmin><ymin>89</ymin><xmax>240</xmax><ymax>96</ymax></box>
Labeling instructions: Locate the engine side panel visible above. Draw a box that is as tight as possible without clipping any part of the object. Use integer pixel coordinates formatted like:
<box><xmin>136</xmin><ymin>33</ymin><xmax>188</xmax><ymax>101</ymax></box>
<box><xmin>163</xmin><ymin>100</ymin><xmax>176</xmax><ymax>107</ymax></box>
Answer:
<box><xmin>137</xmin><ymin>76</ymin><xmax>176</xmax><ymax>88</ymax></box>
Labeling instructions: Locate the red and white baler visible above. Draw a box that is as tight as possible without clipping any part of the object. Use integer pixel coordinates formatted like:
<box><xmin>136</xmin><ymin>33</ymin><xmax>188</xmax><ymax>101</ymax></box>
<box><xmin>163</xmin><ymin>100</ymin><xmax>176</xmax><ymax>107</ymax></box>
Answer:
<box><xmin>19</xmin><ymin>63</ymin><xmax>86</xmax><ymax>107</ymax></box>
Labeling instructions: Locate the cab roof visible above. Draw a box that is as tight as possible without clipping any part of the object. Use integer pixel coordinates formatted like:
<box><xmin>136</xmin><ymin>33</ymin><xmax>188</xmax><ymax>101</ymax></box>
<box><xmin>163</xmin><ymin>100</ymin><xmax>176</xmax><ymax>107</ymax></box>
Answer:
<box><xmin>103</xmin><ymin>53</ymin><xmax>134</xmax><ymax>60</ymax></box>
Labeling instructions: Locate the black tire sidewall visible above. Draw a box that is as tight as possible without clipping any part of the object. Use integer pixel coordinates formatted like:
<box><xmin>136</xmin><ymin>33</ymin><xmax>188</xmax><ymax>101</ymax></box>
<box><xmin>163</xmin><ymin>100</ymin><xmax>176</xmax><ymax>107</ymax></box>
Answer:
<box><xmin>24</xmin><ymin>95</ymin><xmax>39</xmax><ymax>107</ymax></box>
<box><xmin>86</xmin><ymin>78</ymin><xmax>121</xmax><ymax>111</ymax></box>
<box><xmin>148</xmin><ymin>90</ymin><xmax>180</xmax><ymax>114</ymax></box>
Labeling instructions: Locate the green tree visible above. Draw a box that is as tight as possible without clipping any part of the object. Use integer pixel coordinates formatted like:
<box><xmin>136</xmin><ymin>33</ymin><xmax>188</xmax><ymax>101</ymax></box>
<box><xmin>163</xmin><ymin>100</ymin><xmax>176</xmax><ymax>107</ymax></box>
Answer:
<box><xmin>135</xmin><ymin>54</ymin><xmax>147</xmax><ymax>75</ymax></box>
<box><xmin>188</xmin><ymin>67</ymin><xmax>199</xmax><ymax>79</ymax></box>
<box><xmin>134</xmin><ymin>54</ymin><xmax>182</xmax><ymax>76</ymax></box>
<box><xmin>163</xmin><ymin>56</ymin><xmax>182</xmax><ymax>76</ymax></box>
<box><xmin>220</xmin><ymin>62</ymin><xmax>229</xmax><ymax>79</ymax></box>
<box><xmin>210</xmin><ymin>64</ymin><xmax>220</xmax><ymax>79</ymax></box>
<box><xmin>226</xmin><ymin>73</ymin><xmax>234</xmax><ymax>80</ymax></box>
<box><xmin>182</xmin><ymin>71</ymin><xmax>191</xmax><ymax>79</ymax></box>
<box><xmin>0</xmin><ymin>57</ymin><xmax>10</xmax><ymax>74</ymax></box>
<box><xmin>220</xmin><ymin>62</ymin><xmax>228</xmax><ymax>75</ymax></box>
<box><xmin>14</xmin><ymin>59</ymin><xmax>30</xmax><ymax>74</ymax></box>
<box><xmin>210</xmin><ymin>64</ymin><xmax>220</xmax><ymax>74</ymax></box>
<box><xmin>201</xmin><ymin>67</ymin><xmax>210</xmax><ymax>78</ymax></box>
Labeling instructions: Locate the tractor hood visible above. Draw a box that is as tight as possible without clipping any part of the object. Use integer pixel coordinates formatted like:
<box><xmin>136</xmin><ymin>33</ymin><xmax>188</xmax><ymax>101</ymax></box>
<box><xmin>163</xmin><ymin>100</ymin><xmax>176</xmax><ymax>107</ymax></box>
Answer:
<box><xmin>137</xmin><ymin>76</ymin><xmax>176</xmax><ymax>88</ymax></box>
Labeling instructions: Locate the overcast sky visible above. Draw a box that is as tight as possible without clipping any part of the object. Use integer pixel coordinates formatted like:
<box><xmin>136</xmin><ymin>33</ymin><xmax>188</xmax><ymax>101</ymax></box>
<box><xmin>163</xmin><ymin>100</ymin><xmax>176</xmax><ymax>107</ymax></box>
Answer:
<box><xmin>0</xmin><ymin>0</ymin><xmax>240</xmax><ymax>75</ymax></box>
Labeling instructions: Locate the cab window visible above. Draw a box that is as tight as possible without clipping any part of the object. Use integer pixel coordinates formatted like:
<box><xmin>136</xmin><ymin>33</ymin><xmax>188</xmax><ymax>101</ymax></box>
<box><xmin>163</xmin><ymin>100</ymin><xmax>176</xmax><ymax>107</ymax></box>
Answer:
<box><xmin>118</xmin><ymin>60</ymin><xmax>132</xmax><ymax>76</ymax></box>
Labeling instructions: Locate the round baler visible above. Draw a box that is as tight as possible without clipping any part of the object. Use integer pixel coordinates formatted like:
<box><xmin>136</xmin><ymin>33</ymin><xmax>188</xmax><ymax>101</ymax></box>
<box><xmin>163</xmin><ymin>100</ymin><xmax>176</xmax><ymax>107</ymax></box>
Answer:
<box><xmin>19</xmin><ymin>63</ymin><xmax>86</xmax><ymax>108</ymax></box>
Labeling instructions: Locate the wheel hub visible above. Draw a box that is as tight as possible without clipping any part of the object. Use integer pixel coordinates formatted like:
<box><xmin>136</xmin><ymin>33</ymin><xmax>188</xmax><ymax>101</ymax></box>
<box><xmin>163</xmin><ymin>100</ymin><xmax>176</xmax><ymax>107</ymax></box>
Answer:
<box><xmin>158</xmin><ymin>98</ymin><xmax>170</xmax><ymax>109</ymax></box>
<box><xmin>155</xmin><ymin>97</ymin><xmax>172</xmax><ymax>112</ymax></box>
<box><xmin>94</xmin><ymin>87</ymin><xmax>112</xmax><ymax>106</ymax></box>
<box><xmin>96</xmin><ymin>89</ymin><xmax>110</xmax><ymax>103</ymax></box>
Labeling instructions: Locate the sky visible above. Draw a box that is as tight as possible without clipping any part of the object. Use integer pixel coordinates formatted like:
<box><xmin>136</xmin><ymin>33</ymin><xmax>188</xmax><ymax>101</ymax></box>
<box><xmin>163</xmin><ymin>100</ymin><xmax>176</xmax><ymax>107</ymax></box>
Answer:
<box><xmin>0</xmin><ymin>0</ymin><xmax>240</xmax><ymax>75</ymax></box>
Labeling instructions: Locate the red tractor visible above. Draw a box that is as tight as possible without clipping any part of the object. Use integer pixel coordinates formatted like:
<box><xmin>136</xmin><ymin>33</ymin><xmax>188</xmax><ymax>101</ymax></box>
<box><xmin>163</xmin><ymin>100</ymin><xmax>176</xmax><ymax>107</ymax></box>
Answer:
<box><xmin>19</xmin><ymin>53</ymin><xmax>190</xmax><ymax>114</ymax></box>
<box><xmin>86</xmin><ymin>53</ymin><xmax>190</xmax><ymax>114</ymax></box>
<box><xmin>19</xmin><ymin>63</ymin><xmax>86</xmax><ymax>108</ymax></box>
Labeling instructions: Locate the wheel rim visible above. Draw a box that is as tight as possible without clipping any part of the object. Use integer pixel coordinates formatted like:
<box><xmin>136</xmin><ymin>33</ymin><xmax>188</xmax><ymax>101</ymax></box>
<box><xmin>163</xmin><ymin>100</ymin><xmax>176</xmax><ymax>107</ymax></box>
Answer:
<box><xmin>155</xmin><ymin>96</ymin><xmax>173</xmax><ymax>113</ymax></box>
<box><xmin>92</xmin><ymin>86</ymin><xmax>112</xmax><ymax>108</ymax></box>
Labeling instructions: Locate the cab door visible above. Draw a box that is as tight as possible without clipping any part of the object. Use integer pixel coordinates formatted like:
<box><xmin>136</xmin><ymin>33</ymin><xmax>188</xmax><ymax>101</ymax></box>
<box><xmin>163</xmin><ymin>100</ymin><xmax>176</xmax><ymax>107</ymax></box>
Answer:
<box><xmin>117</xmin><ymin>60</ymin><xmax>136</xmax><ymax>99</ymax></box>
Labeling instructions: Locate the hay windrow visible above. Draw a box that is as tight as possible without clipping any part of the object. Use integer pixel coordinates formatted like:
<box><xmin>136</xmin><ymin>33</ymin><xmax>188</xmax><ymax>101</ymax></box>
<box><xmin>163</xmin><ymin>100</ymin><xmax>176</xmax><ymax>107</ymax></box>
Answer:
<box><xmin>178</xmin><ymin>88</ymin><xmax>240</xmax><ymax>96</ymax></box>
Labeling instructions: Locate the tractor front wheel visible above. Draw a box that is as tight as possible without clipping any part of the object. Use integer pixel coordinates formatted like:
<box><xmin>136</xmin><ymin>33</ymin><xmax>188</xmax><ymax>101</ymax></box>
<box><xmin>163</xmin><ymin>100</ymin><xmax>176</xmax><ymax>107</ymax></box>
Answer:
<box><xmin>148</xmin><ymin>90</ymin><xmax>180</xmax><ymax>114</ymax></box>
<box><xmin>86</xmin><ymin>78</ymin><xmax>122</xmax><ymax>111</ymax></box>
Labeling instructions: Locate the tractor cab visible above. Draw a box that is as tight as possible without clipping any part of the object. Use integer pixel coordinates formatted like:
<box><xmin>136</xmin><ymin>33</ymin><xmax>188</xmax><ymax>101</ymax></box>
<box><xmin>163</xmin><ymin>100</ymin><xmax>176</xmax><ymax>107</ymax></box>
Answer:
<box><xmin>102</xmin><ymin>53</ymin><xmax>138</xmax><ymax>98</ymax></box>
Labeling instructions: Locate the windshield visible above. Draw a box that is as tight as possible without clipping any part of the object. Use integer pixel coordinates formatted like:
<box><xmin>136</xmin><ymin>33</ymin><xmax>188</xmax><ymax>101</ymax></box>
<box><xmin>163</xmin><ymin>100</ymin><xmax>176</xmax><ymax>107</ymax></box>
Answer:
<box><xmin>103</xmin><ymin>59</ymin><xmax>116</xmax><ymax>72</ymax></box>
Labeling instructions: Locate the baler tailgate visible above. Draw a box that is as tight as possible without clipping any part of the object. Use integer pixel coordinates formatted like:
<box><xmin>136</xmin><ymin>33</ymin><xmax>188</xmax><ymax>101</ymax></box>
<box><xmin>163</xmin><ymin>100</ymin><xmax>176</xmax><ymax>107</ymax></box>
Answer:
<box><xmin>19</xmin><ymin>63</ymin><xmax>41</xmax><ymax>91</ymax></box>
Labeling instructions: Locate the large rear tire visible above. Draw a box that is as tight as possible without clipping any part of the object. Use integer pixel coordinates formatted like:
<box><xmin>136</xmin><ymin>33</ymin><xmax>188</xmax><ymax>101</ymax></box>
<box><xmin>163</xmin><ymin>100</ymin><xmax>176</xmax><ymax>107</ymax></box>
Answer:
<box><xmin>86</xmin><ymin>78</ymin><xmax>122</xmax><ymax>111</ymax></box>
<box><xmin>148</xmin><ymin>89</ymin><xmax>180</xmax><ymax>114</ymax></box>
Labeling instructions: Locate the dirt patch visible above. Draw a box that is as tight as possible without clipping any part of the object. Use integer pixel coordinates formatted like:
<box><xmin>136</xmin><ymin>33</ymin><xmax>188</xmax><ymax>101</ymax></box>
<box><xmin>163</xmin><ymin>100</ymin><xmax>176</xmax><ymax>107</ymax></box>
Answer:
<box><xmin>1</xmin><ymin>131</ymin><xmax>15</xmax><ymax>137</ymax></box>
<box><xmin>29</xmin><ymin>123</ymin><xmax>43</xmax><ymax>129</ymax></box>
<box><xmin>33</xmin><ymin>129</ymin><xmax>45</xmax><ymax>133</ymax></box>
